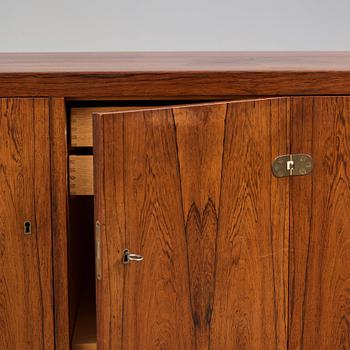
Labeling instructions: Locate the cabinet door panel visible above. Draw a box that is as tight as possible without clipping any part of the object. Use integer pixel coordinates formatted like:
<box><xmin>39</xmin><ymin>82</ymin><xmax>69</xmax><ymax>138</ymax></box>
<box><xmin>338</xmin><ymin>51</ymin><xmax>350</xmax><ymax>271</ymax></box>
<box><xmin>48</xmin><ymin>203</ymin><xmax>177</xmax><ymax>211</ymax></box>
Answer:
<box><xmin>94</xmin><ymin>99</ymin><xmax>290</xmax><ymax>349</ymax></box>
<box><xmin>290</xmin><ymin>97</ymin><xmax>350</xmax><ymax>349</ymax></box>
<box><xmin>0</xmin><ymin>98</ymin><xmax>54</xmax><ymax>349</ymax></box>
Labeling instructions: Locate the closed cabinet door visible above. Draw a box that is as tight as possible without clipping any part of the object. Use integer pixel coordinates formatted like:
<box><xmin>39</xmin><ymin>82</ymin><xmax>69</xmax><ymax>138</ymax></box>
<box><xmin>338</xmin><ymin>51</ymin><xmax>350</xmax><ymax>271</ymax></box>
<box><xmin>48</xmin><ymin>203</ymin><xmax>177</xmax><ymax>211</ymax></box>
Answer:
<box><xmin>93</xmin><ymin>98</ymin><xmax>290</xmax><ymax>349</ymax></box>
<box><xmin>289</xmin><ymin>97</ymin><xmax>350</xmax><ymax>349</ymax></box>
<box><xmin>93</xmin><ymin>97</ymin><xmax>350</xmax><ymax>349</ymax></box>
<box><xmin>0</xmin><ymin>99</ymin><xmax>54</xmax><ymax>349</ymax></box>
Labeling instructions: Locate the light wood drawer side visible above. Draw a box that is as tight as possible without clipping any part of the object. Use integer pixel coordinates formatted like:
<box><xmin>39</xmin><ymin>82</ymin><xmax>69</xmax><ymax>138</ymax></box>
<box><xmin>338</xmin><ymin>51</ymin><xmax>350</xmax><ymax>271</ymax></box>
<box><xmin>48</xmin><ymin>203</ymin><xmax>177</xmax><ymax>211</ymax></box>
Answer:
<box><xmin>70</xmin><ymin>106</ymin><xmax>150</xmax><ymax>147</ymax></box>
<box><xmin>69</xmin><ymin>155</ymin><xmax>93</xmax><ymax>195</ymax></box>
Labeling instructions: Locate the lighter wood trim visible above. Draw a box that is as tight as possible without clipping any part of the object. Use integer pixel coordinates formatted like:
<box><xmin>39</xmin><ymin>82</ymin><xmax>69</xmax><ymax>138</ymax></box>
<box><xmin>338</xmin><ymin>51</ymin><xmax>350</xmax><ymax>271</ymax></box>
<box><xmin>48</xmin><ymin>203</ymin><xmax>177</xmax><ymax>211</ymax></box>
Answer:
<box><xmin>69</xmin><ymin>155</ymin><xmax>94</xmax><ymax>195</ymax></box>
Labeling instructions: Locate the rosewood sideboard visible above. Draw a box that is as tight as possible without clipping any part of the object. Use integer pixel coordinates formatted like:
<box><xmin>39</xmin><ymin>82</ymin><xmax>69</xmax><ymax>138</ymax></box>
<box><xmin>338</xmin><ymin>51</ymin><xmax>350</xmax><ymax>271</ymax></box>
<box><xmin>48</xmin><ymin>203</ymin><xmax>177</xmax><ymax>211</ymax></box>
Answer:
<box><xmin>1</xmin><ymin>52</ymin><xmax>350</xmax><ymax>349</ymax></box>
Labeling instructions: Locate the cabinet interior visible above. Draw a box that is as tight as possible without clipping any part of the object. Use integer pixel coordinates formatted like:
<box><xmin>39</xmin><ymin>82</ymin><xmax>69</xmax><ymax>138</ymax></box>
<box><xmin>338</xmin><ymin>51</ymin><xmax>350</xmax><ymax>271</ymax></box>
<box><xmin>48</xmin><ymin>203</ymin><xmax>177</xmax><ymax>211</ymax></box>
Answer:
<box><xmin>69</xmin><ymin>196</ymin><xmax>96</xmax><ymax>350</ymax></box>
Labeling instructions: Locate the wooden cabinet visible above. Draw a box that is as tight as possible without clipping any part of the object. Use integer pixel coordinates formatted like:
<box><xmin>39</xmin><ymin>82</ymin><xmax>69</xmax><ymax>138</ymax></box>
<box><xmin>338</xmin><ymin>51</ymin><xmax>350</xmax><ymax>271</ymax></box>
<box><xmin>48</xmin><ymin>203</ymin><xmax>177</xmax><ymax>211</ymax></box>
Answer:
<box><xmin>1</xmin><ymin>53</ymin><xmax>350</xmax><ymax>349</ymax></box>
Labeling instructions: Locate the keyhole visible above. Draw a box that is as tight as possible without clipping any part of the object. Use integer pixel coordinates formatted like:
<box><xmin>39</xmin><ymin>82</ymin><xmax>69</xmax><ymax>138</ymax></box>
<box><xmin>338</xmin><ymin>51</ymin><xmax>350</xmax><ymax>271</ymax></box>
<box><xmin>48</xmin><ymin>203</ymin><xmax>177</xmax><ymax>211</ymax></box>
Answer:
<box><xmin>24</xmin><ymin>221</ymin><xmax>31</xmax><ymax>235</ymax></box>
<box><xmin>123</xmin><ymin>250</ymin><xmax>129</xmax><ymax>264</ymax></box>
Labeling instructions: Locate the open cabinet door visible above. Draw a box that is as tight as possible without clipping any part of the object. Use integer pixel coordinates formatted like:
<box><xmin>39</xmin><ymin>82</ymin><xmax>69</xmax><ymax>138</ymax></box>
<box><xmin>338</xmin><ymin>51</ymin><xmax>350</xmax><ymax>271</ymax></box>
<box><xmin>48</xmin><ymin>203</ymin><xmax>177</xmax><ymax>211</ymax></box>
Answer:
<box><xmin>93</xmin><ymin>99</ymin><xmax>290</xmax><ymax>349</ymax></box>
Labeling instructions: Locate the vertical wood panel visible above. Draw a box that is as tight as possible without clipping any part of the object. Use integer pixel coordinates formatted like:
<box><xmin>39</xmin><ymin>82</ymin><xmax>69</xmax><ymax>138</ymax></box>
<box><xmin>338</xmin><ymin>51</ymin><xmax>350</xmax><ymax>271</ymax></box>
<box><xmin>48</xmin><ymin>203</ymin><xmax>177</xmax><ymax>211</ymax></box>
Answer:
<box><xmin>290</xmin><ymin>97</ymin><xmax>350</xmax><ymax>349</ymax></box>
<box><xmin>94</xmin><ymin>112</ymin><xmax>126</xmax><ymax>350</ymax></box>
<box><xmin>270</xmin><ymin>99</ymin><xmax>290</xmax><ymax>348</ymax></box>
<box><xmin>173</xmin><ymin>104</ymin><xmax>226</xmax><ymax>349</ymax></box>
<box><xmin>94</xmin><ymin>99</ymin><xmax>289</xmax><ymax>349</ymax></box>
<box><xmin>34</xmin><ymin>99</ymin><xmax>55</xmax><ymax>349</ymax></box>
<box><xmin>288</xmin><ymin>96</ymin><xmax>314</xmax><ymax>350</ymax></box>
<box><xmin>121</xmin><ymin>109</ymin><xmax>195</xmax><ymax>349</ymax></box>
<box><xmin>0</xmin><ymin>98</ymin><xmax>54</xmax><ymax>349</ymax></box>
<box><xmin>49</xmin><ymin>97</ymin><xmax>70</xmax><ymax>350</ymax></box>
<box><xmin>210</xmin><ymin>99</ymin><xmax>289</xmax><ymax>349</ymax></box>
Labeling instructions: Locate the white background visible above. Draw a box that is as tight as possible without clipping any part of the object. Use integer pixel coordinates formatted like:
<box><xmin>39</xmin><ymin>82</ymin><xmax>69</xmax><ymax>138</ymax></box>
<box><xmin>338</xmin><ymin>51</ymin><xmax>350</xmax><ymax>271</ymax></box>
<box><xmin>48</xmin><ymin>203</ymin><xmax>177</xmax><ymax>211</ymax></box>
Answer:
<box><xmin>1</xmin><ymin>0</ymin><xmax>349</xmax><ymax>51</ymax></box>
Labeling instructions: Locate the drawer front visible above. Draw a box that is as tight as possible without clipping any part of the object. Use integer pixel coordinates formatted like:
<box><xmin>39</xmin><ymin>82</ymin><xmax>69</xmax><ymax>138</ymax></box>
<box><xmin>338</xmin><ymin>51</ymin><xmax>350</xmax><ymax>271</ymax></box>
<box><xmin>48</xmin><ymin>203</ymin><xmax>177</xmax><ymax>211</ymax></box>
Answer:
<box><xmin>69</xmin><ymin>155</ymin><xmax>93</xmax><ymax>195</ymax></box>
<box><xmin>70</xmin><ymin>106</ymin><xmax>151</xmax><ymax>147</ymax></box>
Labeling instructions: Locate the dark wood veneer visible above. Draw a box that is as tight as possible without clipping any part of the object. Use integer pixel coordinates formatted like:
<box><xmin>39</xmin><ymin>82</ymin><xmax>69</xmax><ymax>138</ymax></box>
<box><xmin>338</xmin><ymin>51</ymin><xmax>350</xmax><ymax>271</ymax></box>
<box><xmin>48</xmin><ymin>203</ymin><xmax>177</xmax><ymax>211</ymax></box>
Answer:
<box><xmin>2</xmin><ymin>52</ymin><xmax>350</xmax><ymax>350</ymax></box>
<box><xmin>49</xmin><ymin>98</ymin><xmax>70</xmax><ymax>350</ymax></box>
<box><xmin>93</xmin><ymin>99</ymin><xmax>290</xmax><ymax>349</ymax></box>
<box><xmin>0</xmin><ymin>52</ymin><xmax>350</xmax><ymax>97</ymax></box>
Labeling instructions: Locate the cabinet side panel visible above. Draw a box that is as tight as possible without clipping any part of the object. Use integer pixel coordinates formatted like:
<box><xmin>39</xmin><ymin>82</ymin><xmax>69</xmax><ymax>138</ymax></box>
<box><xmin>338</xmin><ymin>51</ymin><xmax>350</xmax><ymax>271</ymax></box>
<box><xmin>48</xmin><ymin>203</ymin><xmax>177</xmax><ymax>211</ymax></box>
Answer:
<box><xmin>290</xmin><ymin>97</ymin><xmax>350</xmax><ymax>348</ymax></box>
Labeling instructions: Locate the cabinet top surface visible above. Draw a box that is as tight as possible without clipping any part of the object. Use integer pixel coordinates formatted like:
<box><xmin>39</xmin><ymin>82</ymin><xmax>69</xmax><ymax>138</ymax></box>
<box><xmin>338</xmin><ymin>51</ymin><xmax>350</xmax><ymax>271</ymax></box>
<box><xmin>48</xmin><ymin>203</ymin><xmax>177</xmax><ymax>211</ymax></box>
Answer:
<box><xmin>1</xmin><ymin>52</ymin><xmax>350</xmax><ymax>97</ymax></box>
<box><xmin>1</xmin><ymin>52</ymin><xmax>350</xmax><ymax>73</ymax></box>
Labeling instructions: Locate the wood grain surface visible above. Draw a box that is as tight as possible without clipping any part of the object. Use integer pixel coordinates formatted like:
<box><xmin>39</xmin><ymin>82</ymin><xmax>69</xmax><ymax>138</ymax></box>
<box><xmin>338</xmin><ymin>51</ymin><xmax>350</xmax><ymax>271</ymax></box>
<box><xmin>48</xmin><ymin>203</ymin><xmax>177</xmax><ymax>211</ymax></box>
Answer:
<box><xmin>49</xmin><ymin>98</ymin><xmax>70</xmax><ymax>350</ymax></box>
<box><xmin>0</xmin><ymin>53</ymin><xmax>350</xmax><ymax>97</ymax></box>
<box><xmin>289</xmin><ymin>97</ymin><xmax>350</xmax><ymax>349</ymax></box>
<box><xmin>70</xmin><ymin>106</ymin><xmax>153</xmax><ymax>147</ymax></box>
<box><xmin>94</xmin><ymin>98</ymin><xmax>290</xmax><ymax>349</ymax></box>
<box><xmin>2</xmin><ymin>52</ymin><xmax>350</xmax><ymax>72</ymax></box>
<box><xmin>0</xmin><ymin>98</ymin><xmax>54</xmax><ymax>349</ymax></box>
<box><xmin>173</xmin><ymin>104</ymin><xmax>226</xmax><ymax>349</ymax></box>
<box><xmin>69</xmin><ymin>155</ymin><xmax>94</xmax><ymax>195</ymax></box>
<box><xmin>210</xmin><ymin>99</ymin><xmax>290</xmax><ymax>349</ymax></box>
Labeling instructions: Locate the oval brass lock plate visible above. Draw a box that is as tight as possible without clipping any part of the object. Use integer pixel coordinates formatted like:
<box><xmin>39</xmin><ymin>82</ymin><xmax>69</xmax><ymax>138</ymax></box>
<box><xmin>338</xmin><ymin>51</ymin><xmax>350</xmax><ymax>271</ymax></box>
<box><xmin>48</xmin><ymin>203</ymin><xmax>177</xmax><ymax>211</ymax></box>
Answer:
<box><xmin>272</xmin><ymin>154</ymin><xmax>313</xmax><ymax>178</ymax></box>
